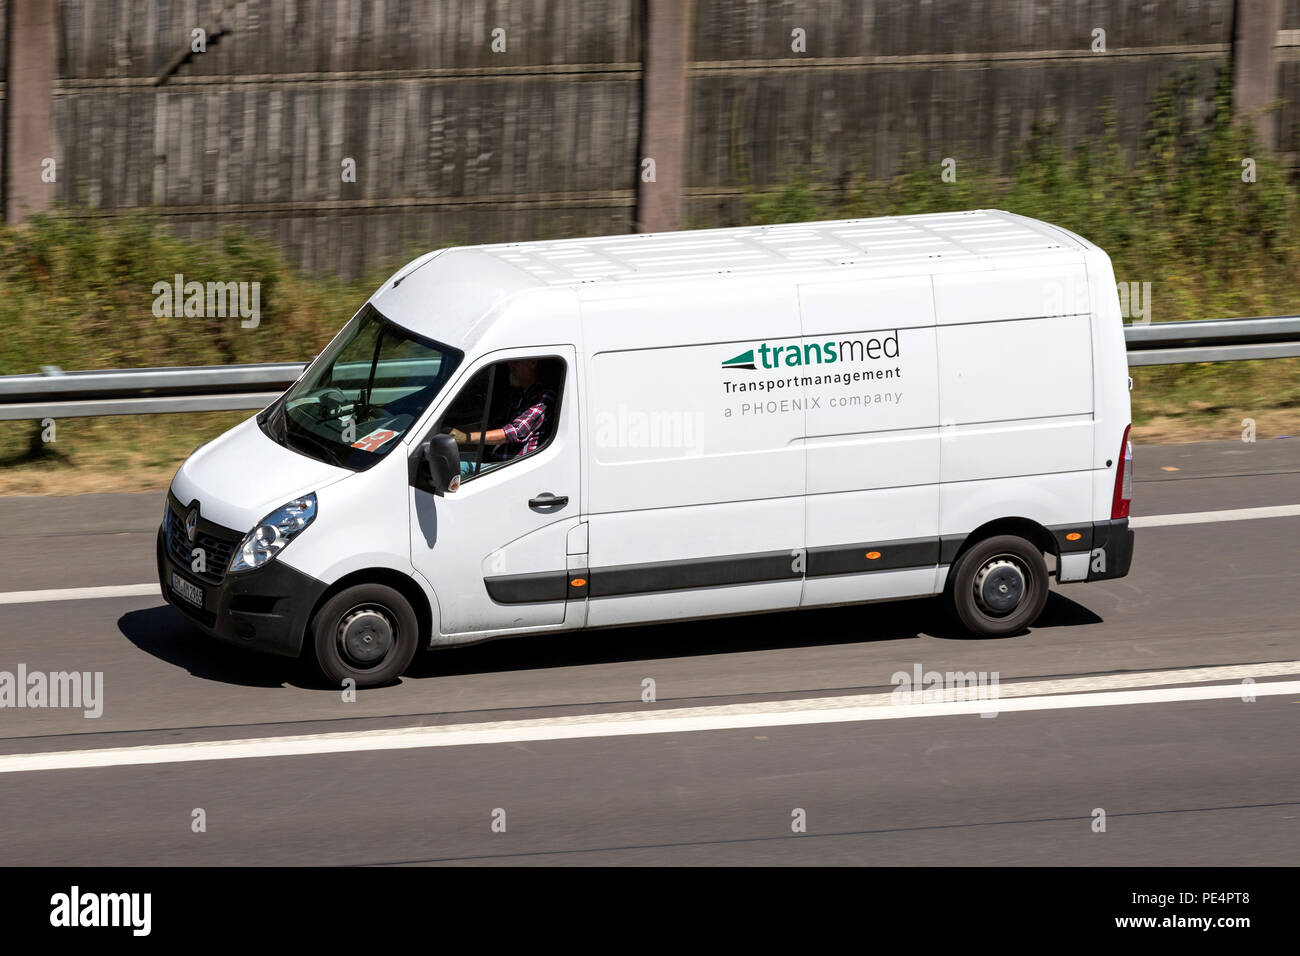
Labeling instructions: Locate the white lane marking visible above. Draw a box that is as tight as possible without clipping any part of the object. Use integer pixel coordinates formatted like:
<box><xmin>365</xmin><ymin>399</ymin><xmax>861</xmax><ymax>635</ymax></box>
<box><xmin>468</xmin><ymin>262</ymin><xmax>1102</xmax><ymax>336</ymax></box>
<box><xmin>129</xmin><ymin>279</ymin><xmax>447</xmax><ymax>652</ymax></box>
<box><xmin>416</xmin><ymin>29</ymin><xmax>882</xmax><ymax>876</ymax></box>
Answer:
<box><xmin>1</xmin><ymin>668</ymin><xmax>1296</xmax><ymax>775</ymax></box>
<box><xmin>0</xmin><ymin>506</ymin><xmax>1296</xmax><ymax>605</ymax></box>
<box><xmin>1131</xmin><ymin>503</ymin><xmax>1300</xmax><ymax>528</ymax></box>
<box><xmin>0</xmin><ymin>583</ymin><xmax>160</xmax><ymax>606</ymax></box>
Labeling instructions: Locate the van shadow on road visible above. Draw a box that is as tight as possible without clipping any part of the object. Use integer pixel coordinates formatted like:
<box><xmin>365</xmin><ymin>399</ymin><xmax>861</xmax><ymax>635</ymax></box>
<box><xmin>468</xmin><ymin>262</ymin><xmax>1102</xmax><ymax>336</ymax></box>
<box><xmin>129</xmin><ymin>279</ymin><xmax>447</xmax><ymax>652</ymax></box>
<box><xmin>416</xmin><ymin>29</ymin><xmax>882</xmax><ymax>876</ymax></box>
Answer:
<box><xmin>117</xmin><ymin>605</ymin><xmax>308</xmax><ymax>688</ymax></box>
<box><xmin>117</xmin><ymin>591</ymin><xmax>1102</xmax><ymax>689</ymax></box>
<box><xmin>403</xmin><ymin>590</ymin><xmax>1104</xmax><ymax>680</ymax></box>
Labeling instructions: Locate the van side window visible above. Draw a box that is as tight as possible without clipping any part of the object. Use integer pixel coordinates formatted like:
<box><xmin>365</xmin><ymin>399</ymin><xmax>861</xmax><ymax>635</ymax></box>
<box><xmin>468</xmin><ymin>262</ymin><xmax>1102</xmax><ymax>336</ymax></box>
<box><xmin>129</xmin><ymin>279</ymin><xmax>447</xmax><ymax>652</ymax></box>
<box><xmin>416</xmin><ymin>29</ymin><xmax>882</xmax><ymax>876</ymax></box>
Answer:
<box><xmin>436</xmin><ymin>357</ymin><xmax>564</xmax><ymax>481</ymax></box>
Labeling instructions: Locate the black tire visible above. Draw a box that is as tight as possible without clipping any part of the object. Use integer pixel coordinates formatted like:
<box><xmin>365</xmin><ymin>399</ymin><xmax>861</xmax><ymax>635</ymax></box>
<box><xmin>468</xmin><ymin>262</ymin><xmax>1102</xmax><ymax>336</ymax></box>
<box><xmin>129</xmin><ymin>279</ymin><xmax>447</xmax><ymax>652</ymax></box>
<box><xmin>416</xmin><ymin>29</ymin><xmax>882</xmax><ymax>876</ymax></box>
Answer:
<box><xmin>310</xmin><ymin>583</ymin><xmax>420</xmax><ymax>688</ymax></box>
<box><xmin>946</xmin><ymin>534</ymin><xmax>1049</xmax><ymax>636</ymax></box>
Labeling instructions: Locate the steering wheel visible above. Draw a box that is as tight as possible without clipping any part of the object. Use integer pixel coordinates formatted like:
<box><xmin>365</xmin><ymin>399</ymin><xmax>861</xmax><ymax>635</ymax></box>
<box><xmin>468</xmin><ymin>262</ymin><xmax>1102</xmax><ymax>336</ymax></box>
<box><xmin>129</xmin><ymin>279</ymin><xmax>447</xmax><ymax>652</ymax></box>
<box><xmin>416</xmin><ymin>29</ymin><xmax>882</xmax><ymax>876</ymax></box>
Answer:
<box><xmin>316</xmin><ymin>387</ymin><xmax>348</xmax><ymax>420</ymax></box>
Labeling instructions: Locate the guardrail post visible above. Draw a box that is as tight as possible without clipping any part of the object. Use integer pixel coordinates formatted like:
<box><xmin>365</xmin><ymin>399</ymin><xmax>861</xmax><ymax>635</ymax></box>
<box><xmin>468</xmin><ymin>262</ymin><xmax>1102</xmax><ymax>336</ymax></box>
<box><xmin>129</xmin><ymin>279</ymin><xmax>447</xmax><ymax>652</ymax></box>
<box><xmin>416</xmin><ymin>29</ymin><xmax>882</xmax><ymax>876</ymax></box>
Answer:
<box><xmin>4</xmin><ymin>0</ymin><xmax>58</xmax><ymax>222</ymax></box>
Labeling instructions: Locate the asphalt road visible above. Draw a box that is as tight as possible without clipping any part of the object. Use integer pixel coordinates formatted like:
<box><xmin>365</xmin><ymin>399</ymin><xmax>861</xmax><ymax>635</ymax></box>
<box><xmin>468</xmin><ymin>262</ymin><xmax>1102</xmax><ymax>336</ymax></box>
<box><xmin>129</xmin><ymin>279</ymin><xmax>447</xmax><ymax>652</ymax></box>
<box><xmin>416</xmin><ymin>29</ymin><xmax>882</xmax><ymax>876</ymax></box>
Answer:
<box><xmin>0</xmin><ymin>439</ymin><xmax>1297</xmax><ymax>865</ymax></box>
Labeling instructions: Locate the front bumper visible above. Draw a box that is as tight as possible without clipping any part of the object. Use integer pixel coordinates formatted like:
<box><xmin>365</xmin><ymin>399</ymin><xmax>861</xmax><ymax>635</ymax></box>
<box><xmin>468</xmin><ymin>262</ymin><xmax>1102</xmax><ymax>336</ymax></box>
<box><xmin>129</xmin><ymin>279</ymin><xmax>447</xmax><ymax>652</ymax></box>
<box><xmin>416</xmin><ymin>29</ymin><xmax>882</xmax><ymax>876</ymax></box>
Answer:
<box><xmin>156</xmin><ymin>523</ymin><xmax>327</xmax><ymax>658</ymax></box>
<box><xmin>1086</xmin><ymin>518</ymin><xmax>1134</xmax><ymax>581</ymax></box>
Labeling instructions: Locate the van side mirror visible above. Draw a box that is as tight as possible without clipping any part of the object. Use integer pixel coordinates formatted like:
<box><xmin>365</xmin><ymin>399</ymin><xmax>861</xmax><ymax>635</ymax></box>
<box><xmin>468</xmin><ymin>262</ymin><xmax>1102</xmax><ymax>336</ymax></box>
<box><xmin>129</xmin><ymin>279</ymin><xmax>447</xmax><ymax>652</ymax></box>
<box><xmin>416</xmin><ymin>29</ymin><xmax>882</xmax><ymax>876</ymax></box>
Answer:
<box><xmin>423</xmin><ymin>433</ymin><xmax>461</xmax><ymax>496</ymax></box>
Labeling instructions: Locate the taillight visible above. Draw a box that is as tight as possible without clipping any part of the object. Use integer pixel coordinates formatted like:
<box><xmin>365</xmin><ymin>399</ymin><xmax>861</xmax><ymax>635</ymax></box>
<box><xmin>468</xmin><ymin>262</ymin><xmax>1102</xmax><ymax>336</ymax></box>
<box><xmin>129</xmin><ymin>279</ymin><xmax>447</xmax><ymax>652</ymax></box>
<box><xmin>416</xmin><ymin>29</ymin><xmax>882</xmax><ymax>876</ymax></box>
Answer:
<box><xmin>1111</xmin><ymin>425</ymin><xmax>1133</xmax><ymax>519</ymax></box>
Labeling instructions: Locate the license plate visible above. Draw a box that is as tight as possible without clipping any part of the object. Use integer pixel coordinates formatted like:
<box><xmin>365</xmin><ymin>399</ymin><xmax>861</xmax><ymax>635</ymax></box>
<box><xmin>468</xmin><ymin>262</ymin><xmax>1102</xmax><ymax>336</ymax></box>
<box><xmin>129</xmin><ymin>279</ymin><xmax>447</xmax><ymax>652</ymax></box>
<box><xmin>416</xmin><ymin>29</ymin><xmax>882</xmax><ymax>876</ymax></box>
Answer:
<box><xmin>170</xmin><ymin>572</ymin><xmax>204</xmax><ymax>608</ymax></box>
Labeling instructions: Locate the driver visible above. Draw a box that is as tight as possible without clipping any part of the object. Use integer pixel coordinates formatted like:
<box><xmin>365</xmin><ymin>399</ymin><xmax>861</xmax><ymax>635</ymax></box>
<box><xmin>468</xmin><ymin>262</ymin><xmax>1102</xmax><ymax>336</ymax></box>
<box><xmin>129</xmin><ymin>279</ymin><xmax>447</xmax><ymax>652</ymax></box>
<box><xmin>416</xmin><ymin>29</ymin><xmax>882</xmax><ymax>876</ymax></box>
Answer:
<box><xmin>449</xmin><ymin>359</ymin><xmax>555</xmax><ymax>471</ymax></box>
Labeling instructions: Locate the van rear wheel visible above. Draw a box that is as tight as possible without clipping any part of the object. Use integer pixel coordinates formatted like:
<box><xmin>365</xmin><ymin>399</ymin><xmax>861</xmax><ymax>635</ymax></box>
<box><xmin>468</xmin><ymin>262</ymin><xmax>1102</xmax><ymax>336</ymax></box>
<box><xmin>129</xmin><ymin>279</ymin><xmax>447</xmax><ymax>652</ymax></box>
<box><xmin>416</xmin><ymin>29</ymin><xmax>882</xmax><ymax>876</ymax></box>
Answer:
<box><xmin>310</xmin><ymin>584</ymin><xmax>419</xmax><ymax>688</ymax></box>
<box><xmin>946</xmin><ymin>535</ymin><xmax>1049</xmax><ymax>636</ymax></box>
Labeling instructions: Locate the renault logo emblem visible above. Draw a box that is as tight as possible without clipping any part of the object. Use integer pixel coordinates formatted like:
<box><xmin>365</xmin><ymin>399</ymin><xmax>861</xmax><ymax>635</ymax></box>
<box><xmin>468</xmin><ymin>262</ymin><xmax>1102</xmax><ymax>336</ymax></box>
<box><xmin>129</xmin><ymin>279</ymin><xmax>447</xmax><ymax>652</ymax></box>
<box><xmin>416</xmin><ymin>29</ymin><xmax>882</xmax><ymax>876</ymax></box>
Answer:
<box><xmin>184</xmin><ymin>506</ymin><xmax>199</xmax><ymax>544</ymax></box>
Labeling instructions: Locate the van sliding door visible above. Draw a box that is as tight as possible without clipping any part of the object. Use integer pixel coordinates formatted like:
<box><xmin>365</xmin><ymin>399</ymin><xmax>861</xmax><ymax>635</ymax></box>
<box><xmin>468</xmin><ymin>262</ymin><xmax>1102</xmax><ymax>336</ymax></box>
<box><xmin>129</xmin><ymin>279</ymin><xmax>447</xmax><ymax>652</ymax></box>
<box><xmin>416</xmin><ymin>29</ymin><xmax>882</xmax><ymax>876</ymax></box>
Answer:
<box><xmin>579</xmin><ymin>282</ymin><xmax>807</xmax><ymax>627</ymax></box>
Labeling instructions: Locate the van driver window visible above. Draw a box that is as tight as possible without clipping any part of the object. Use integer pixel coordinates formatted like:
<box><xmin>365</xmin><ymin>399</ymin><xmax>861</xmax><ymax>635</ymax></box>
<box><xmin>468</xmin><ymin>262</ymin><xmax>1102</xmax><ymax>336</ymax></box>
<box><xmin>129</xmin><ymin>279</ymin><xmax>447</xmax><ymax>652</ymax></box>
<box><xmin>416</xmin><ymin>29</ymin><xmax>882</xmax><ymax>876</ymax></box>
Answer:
<box><xmin>438</xmin><ymin>357</ymin><xmax>564</xmax><ymax>481</ymax></box>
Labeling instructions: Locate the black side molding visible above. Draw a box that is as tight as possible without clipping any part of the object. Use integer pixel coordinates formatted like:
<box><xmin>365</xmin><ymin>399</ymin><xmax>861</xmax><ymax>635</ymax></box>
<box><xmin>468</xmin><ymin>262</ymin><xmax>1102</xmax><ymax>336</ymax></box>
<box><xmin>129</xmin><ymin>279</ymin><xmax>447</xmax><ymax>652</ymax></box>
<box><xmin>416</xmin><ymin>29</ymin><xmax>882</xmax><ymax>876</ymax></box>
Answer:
<box><xmin>482</xmin><ymin>521</ymin><xmax>1134</xmax><ymax>605</ymax></box>
<box><xmin>483</xmin><ymin>570</ymin><xmax>569</xmax><ymax>604</ymax></box>
<box><xmin>484</xmin><ymin>568</ymin><xmax>591</xmax><ymax>605</ymax></box>
<box><xmin>587</xmin><ymin>549</ymin><xmax>797</xmax><ymax>598</ymax></box>
<box><xmin>485</xmin><ymin>541</ymin><xmax>941</xmax><ymax>604</ymax></box>
<box><xmin>806</xmin><ymin>538</ymin><xmax>939</xmax><ymax>577</ymax></box>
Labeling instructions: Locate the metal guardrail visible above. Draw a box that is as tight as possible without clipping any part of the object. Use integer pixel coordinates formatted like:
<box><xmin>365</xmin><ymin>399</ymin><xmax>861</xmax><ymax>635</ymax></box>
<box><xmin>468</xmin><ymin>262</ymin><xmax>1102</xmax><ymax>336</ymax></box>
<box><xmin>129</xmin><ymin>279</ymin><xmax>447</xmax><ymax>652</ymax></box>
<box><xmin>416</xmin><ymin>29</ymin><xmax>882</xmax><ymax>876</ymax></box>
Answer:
<box><xmin>0</xmin><ymin>315</ymin><xmax>1296</xmax><ymax>421</ymax></box>
<box><xmin>1123</xmin><ymin>315</ymin><xmax>1300</xmax><ymax>365</ymax></box>
<box><xmin>0</xmin><ymin>363</ymin><xmax>304</xmax><ymax>420</ymax></box>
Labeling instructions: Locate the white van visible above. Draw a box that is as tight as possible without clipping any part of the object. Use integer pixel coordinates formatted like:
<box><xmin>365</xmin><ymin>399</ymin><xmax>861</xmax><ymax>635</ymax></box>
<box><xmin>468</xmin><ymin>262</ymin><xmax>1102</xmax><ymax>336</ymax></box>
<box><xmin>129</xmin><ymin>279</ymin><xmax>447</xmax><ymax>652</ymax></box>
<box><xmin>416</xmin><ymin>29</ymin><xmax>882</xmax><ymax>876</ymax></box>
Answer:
<box><xmin>158</xmin><ymin>210</ymin><xmax>1135</xmax><ymax>687</ymax></box>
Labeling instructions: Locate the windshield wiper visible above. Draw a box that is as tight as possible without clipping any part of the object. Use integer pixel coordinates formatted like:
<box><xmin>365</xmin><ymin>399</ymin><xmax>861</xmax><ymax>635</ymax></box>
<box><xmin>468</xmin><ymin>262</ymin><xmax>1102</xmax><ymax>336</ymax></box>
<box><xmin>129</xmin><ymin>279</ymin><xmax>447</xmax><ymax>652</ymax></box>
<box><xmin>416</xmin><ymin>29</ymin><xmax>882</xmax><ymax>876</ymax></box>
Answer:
<box><xmin>260</xmin><ymin>398</ymin><xmax>288</xmax><ymax>443</ymax></box>
<box><xmin>270</xmin><ymin>398</ymin><xmax>289</xmax><ymax>440</ymax></box>
<box><xmin>290</xmin><ymin>429</ymin><xmax>347</xmax><ymax>468</ymax></box>
<box><xmin>277</xmin><ymin>410</ymin><xmax>348</xmax><ymax>468</ymax></box>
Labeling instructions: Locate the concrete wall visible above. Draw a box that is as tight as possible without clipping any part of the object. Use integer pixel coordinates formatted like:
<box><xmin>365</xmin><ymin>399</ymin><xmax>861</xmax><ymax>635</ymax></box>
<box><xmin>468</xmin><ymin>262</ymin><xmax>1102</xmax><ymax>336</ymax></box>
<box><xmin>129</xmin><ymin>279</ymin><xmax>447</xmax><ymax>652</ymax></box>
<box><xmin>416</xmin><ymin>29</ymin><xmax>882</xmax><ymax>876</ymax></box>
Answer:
<box><xmin>687</xmin><ymin>0</ymin><xmax>1237</xmax><ymax>223</ymax></box>
<box><xmin>2</xmin><ymin>1</ymin><xmax>1295</xmax><ymax>276</ymax></box>
<box><xmin>51</xmin><ymin>0</ymin><xmax>643</xmax><ymax>276</ymax></box>
<box><xmin>1281</xmin><ymin>0</ymin><xmax>1300</xmax><ymax>163</ymax></box>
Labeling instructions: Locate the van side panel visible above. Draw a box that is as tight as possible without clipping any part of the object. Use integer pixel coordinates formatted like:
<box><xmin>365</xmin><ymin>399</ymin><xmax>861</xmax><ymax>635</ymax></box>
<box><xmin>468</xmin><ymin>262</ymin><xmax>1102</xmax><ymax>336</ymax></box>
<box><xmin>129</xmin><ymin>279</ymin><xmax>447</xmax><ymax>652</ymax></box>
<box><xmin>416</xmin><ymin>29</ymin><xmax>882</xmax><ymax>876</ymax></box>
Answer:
<box><xmin>938</xmin><ymin>471</ymin><xmax>1094</xmax><ymax>544</ymax></box>
<box><xmin>797</xmin><ymin>276</ymin><xmax>943</xmax><ymax>606</ymax></box>
<box><xmin>579</xmin><ymin>281</ymin><xmax>806</xmax><ymax>626</ymax></box>
<box><xmin>936</xmin><ymin>312</ymin><xmax>1094</xmax><ymax>482</ymax></box>
<box><xmin>804</xmin><ymin>486</ymin><xmax>942</xmax><ymax>605</ymax></box>
<box><xmin>933</xmin><ymin>262</ymin><xmax>1097</xmax><ymax>555</ymax></box>
<box><xmin>931</xmin><ymin>263</ymin><xmax>1091</xmax><ymax>325</ymax></box>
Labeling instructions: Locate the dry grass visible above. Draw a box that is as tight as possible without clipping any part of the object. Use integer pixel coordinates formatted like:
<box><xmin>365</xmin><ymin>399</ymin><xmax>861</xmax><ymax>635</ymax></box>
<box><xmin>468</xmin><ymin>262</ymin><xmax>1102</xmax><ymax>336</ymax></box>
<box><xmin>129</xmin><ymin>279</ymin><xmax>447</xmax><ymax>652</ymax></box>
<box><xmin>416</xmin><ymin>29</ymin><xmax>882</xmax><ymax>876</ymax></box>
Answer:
<box><xmin>0</xmin><ymin>411</ymin><xmax>248</xmax><ymax>495</ymax></box>
<box><xmin>1129</xmin><ymin>357</ymin><xmax>1300</xmax><ymax>443</ymax></box>
<box><xmin>1131</xmin><ymin>407</ymin><xmax>1300</xmax><ymax>444</ymax></box>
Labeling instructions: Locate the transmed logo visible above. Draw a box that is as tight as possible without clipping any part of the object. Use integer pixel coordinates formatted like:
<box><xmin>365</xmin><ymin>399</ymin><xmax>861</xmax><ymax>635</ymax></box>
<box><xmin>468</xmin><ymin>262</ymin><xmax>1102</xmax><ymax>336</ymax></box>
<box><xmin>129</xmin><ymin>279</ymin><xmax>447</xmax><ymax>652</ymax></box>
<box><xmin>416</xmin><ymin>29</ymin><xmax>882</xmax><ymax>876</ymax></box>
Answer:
<box><xmin>722</xmin><ymin>332</ymin><xmax>900</xmax><ymax>370</ymax></box>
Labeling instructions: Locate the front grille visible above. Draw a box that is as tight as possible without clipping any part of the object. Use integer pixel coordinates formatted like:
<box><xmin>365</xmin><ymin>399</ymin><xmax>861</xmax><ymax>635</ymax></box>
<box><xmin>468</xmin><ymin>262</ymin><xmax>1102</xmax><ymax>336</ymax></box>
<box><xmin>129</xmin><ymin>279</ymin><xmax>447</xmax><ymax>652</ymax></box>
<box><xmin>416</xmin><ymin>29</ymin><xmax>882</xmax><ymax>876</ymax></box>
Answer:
<box><xmin>165</xmin><ymin>504</ymin><xmax>241</xmax><ymax>585</ymax></box>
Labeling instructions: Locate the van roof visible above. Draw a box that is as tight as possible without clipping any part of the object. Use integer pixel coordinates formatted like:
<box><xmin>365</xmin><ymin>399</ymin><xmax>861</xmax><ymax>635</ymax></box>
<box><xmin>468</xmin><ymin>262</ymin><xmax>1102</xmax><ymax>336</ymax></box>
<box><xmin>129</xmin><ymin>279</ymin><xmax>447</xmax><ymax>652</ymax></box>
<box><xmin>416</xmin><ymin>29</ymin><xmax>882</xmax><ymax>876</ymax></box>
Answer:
<box><xmin>466</xmin><ymin>209</ymin><xmax>1091</xmax><ymax>287</ymax></box>
<box><xmin>373</xmin><ymin>210</ymin><xmax>1096</xmax><ymax>349</ymax></box>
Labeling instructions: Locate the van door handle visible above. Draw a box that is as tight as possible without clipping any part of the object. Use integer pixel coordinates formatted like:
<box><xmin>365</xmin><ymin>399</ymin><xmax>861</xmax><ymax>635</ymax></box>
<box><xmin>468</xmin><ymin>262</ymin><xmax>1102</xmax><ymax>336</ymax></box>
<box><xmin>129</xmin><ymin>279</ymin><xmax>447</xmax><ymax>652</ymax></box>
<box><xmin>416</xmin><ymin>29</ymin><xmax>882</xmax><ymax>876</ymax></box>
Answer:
<box><xmin>529</xmin><ymin>493</ymin><xmax>569</xmax><ymax>510</ymax></box>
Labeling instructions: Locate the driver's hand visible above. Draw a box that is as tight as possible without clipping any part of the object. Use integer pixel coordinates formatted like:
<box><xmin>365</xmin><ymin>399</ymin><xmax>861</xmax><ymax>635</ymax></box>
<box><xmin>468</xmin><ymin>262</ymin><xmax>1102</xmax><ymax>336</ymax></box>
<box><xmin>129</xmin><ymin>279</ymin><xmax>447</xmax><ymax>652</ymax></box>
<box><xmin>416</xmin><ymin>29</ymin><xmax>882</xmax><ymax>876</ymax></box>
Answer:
<box><xmin>449</xmin><ymin>427</ymin><xmax>468</xmax><ymax>443</ymax></box>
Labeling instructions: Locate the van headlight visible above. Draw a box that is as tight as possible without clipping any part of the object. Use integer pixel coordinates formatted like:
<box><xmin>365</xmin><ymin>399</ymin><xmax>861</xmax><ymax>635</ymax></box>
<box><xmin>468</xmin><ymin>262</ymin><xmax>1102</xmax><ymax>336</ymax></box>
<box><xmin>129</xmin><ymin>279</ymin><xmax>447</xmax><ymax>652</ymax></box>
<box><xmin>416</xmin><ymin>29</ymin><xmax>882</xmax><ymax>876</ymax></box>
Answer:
<box><xmin>228</xmin><ymin>494</ymin><xmax>317</xmax><ymax>574</ymax></box>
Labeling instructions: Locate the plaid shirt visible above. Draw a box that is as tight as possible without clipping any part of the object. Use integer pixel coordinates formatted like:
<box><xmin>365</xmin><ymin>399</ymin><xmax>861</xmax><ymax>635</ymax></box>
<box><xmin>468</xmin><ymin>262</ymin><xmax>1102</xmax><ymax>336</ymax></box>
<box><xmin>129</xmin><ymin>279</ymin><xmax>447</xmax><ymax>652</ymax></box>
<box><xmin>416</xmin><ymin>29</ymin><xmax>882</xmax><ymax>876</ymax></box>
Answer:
<box><xmin>498</xmin><ymin>385</ymin><xmax>556</xmax><ymax>458</ymax></box>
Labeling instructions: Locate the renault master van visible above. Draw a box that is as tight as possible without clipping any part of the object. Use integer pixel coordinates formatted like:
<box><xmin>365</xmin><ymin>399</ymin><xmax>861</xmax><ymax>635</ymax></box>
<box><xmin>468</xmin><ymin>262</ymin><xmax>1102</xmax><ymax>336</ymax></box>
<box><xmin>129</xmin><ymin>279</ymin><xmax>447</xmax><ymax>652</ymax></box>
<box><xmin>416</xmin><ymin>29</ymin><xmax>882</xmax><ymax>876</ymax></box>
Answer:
<box><xmin>158</xmin><ymin>210</ymin><xmax>1135</xmax><ymax>687</ymax></box>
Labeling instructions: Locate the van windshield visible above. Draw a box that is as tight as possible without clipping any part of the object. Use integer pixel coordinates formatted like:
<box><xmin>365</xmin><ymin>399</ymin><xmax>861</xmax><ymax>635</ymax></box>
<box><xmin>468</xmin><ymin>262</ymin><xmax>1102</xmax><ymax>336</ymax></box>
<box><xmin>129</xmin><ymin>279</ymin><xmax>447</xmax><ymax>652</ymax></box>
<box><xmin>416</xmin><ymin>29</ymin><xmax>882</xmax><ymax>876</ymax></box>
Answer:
<box><xmin>259</xmin><ymin>304</ymin><xmax>462</xmax><ymax>471</ymax></box>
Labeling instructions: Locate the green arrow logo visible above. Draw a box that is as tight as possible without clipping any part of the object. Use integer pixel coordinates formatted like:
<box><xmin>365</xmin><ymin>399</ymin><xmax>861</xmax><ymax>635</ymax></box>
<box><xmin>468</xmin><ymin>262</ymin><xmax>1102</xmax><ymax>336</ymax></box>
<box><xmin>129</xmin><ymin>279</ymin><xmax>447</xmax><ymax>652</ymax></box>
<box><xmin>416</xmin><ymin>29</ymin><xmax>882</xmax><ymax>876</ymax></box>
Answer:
<box><xmin>722</xmin><ymin>348</ymin><xmax>756</xmax><ymax>370</ymax></box>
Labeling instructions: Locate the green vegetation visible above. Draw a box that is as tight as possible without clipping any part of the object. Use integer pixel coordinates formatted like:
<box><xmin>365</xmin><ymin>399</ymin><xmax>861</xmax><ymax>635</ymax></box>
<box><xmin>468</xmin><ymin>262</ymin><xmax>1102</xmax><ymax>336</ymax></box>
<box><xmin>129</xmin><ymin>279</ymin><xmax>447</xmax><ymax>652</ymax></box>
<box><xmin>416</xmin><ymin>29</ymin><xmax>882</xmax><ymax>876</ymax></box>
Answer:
<box><xmin>0</xmin><ymin>214</ymin><xmax>382</xmax><ymax>374</ymax></box>
<box><xmin>0</xmin><ymin>411</ymin><xmax>249</xmax><ymax>495</ymax></box>
<box><xmin>0</xmin><ymin>216</ymin><xmax>397</xmax><ymax>492</ymax></box>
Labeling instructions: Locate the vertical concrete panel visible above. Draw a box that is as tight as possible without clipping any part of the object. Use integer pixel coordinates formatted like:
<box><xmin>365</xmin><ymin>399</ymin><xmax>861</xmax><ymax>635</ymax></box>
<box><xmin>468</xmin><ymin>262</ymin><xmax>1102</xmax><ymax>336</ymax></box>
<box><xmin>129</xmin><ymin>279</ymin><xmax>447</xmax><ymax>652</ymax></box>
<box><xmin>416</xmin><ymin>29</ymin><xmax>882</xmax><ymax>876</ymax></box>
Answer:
<box><xmin>1232</xmin><ymin>0</ymin><xmax>1284</xmax><ymax>145</ymax></box>
<box><xmin>637</xmin><ymin>0</ymin><xmax>692</xmax><ymax>232</ymax></box>
<box><xmin>5</xmin><ymin>0</ymin><xmax>57</xmax><ymax>220</ymax></box>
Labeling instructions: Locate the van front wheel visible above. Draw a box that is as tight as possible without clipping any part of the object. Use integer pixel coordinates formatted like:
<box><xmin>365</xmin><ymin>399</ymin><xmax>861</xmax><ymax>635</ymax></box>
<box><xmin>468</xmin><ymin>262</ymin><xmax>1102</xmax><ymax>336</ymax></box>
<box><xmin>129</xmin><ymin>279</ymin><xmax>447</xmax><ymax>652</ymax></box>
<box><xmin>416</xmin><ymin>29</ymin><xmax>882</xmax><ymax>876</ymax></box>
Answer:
<box><xmin>310</xmin><ymin>584</ymin><xmax>420</xmax><ymax>688</ymax></box>
<box><xmin>946</xmin><ymin>535</ymin><xmax>1049</xmax><ymax>636</ymax></box>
